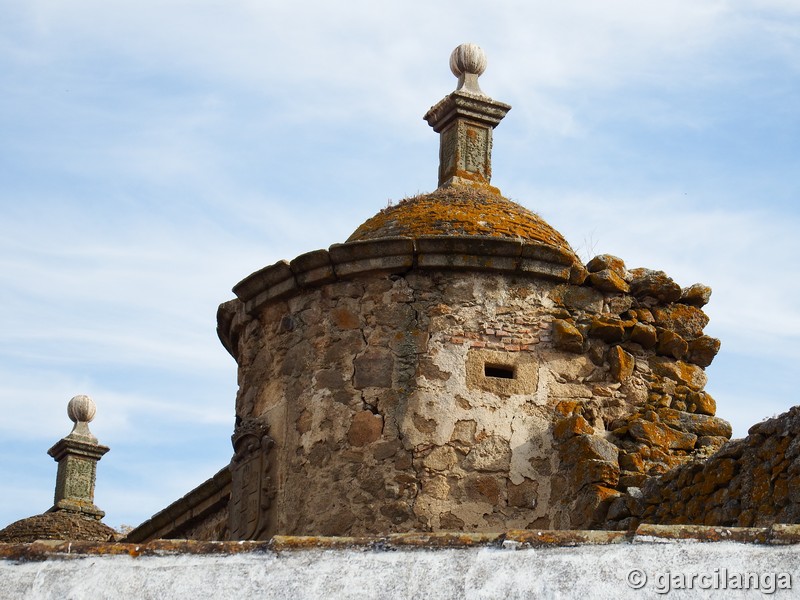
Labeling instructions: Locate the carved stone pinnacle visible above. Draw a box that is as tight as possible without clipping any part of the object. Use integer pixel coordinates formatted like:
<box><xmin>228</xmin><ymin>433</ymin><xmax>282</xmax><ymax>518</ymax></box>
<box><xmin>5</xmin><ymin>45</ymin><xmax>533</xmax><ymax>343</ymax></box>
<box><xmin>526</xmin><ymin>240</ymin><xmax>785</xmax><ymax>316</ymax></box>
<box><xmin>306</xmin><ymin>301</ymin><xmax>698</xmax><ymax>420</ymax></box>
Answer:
<box><xmin>47</xmin><ymin>395</ymin><xmax>109</xmax><ymax>519</ymax></box>
<box><xmin>424</xmin><ymin>43</ymin><xmax>511</xmax><ymax>190</ymax></box>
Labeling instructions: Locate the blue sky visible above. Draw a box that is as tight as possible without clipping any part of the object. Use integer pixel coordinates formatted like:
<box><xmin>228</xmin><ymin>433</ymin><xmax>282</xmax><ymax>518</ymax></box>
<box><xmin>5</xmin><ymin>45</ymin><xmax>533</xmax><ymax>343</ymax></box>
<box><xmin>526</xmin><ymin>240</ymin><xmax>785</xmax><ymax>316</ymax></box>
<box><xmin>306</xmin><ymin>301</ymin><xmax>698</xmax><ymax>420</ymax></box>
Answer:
<box><xmin>1</xmin><ymin>1</ymin><xmax>798</xmax><ymax>530</ymax></box>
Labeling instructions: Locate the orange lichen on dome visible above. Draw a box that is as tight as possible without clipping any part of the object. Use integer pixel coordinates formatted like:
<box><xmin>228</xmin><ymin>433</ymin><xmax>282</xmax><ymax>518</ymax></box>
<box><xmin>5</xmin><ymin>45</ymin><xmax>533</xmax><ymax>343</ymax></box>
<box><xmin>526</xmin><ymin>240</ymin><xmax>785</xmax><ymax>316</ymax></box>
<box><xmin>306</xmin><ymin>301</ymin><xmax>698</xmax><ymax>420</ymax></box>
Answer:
<box><xmin>347</xmin><ymin>186</ymin><xmax>575</xmax><ymax>256</ymax></box>
<box><xmin>0</xmin><ymin>512</ymin><xmax>116</xmax><ymax>543</ymax></box>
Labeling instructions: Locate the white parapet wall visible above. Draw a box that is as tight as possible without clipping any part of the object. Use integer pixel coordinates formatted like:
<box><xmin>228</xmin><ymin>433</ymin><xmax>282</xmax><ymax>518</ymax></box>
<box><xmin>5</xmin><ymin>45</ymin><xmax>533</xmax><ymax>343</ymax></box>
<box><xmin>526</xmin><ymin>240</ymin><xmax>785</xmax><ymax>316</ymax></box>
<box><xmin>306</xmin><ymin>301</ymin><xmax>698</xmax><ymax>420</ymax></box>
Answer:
<box><xmin>2</xmin><ymin>526</ymin><xmax>799</xmax><ymax>599</ymax></box>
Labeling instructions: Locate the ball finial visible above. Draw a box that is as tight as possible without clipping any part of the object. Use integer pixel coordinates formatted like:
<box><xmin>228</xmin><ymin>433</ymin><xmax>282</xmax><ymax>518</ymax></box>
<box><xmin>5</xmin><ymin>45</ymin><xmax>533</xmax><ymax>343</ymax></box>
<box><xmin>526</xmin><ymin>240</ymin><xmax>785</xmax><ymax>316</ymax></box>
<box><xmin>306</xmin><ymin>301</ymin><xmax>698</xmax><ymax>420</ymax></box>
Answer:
<box><xmin>449</xmin><ymin>43</ymin><xmax>487</xmax><ymax>78</ymax></box>
<box><xmin>67</xmin><ymin>394</ymin><xmax>96</xmax><ymax>424</ymax></box>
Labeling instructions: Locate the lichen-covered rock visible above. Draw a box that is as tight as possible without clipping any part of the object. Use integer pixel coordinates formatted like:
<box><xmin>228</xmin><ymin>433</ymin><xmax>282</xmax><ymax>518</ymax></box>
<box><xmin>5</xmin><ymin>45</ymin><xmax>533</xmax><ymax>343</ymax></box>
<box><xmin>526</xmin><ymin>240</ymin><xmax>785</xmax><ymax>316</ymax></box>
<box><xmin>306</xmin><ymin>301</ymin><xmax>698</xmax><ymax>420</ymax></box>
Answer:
<box><xmin>586</xmin><ymin>254</ymin><xmax>627</xmax><ymax>277</ymax></box>
<box><xmin>552</xmin><ymin>319</ymin><xmax>584</xmax><ymax>353</ymax></box>
<box><xmin>561</xmin><ymin>435</ymin><xmax>619</xmax><ymax>466</ymax></box>
<box><xmin>652</xmin><ymin>304</ymin><xmax>709</xmax><ymax>339</ymax></box>
<box><xmin>656</xmin><ymin>408</ymin><xmax>732</xmax><ymax>438</ymax></box>
<box><xmin>627</xmin><ymin>419</ymin><xmax>697</xmax><ymax>451</ymax></box>
<box><xmin>574</xmin><ymin>459</ymin><xmax>620</xmax><ymax>488</ymax></box>
<box><xmin>688</xmin><ymin>391</ymin><xmax>716</xmax><ymax>416</ymax></box>
<box><xmin>650</xmin><ymin>357</ymin><xmax>708</xmax><ymax>391</ymax></box>
<box><xmin>554</xmin><ymin>414</ymin><xmax>594</xmax><ymax>441</ymax></box>
<box><xmin>588</xmin><ymin>316</ymin><xmax>626</xmax><ymax>343</ymax></box>
<box><xmin>656</xmin><ymin>330</ymin><xmax>689</xmax><ymax>359</ymax></box>
<box><xmin>680</xmin><ymin>283</ymin><xmax>712</xmax><ymax>307</ymax></box>
<box><xmin>608</xmin><ymin>346</ymin><xmax>634</xmax><ymax>382</ymax></box>
<box><xmin>587</xmin><ymin>269</ymin><xmax>630</xmax><ymax>293</ymax></box>
<box><xmin>628</xmin><ymin>269</ymin><xmax>682</xmax><ymax>303</ymax></box>
<box><xmin>687</xmin><ymin>336</ymin><xmax>721</xmax><ymax>368</ymax></box>
<box><xmin>630</xmin><ymin>322</ymin><xmax>658</xmax><ymax>349</ymax></box>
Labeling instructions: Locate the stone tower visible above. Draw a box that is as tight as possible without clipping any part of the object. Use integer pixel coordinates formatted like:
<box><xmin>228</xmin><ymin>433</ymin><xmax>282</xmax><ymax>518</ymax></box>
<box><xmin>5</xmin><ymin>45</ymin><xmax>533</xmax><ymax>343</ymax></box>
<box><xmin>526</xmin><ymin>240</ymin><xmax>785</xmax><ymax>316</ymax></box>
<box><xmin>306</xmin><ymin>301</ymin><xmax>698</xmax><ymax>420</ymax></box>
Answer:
<box><xmin>216</xmin><ymin>44</ymin><xmax>730</xmax><ymax>539</ymax></box>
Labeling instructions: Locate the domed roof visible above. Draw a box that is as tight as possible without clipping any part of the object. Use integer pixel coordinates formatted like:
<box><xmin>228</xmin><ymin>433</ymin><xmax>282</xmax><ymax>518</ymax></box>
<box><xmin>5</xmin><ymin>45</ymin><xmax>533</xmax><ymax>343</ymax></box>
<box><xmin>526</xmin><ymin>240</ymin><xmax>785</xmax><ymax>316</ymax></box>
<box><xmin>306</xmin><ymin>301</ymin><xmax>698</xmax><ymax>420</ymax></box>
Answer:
<box><xmin>347</xmin><ymin>186</ymin><xmax>575</xmax><ymax>257</ymax></box>
<box><xmin>0</xmin><ymin>512</ymin><xmax>116</xmax><ymax>543</ymax></box>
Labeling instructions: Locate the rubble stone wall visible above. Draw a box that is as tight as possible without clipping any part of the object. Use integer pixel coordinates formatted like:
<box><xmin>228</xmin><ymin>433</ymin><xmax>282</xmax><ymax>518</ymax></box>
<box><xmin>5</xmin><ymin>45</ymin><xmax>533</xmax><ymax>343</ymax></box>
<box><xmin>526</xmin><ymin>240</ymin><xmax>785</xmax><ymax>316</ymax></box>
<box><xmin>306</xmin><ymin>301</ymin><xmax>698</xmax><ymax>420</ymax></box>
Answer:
<box><xmin>603</xmin><ymin>406</ymin><xmax>800</xmax><ymax>530</ymax></box>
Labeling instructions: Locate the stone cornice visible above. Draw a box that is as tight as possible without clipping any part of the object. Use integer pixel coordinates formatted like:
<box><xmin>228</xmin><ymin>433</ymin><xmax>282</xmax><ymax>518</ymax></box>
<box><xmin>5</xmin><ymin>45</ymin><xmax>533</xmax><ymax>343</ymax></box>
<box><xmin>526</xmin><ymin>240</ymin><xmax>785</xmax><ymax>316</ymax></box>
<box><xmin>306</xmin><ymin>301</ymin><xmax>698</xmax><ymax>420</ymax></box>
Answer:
<box><xmin>423</xmin><ymin>90</ymin><xmax>511</xmax><ymax>133</ymax></box>
<box><xmin>219</xmin><ymin>236</ymin><xmax>586</xmax><ymax>359</ymax></box>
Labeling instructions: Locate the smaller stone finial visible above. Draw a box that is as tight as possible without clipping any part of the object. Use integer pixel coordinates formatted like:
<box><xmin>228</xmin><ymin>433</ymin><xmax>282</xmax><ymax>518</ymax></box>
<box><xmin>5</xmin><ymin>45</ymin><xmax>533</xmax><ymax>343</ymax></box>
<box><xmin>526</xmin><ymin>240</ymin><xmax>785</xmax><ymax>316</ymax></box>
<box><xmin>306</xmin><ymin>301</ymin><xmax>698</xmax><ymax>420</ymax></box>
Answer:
<box><xmin>450</xmin><ymin>43</ymin><xmax>487</xmax><ymax>95</ymax></box>
<box><xmin>66</xmin><ymin>394</ymin><xmax>98</xmax><ymax>441</ymax></box>
<box><xmin>47</xmin><ymin>395</ymin><xmax>109</xmax><ymax>519</ymax></box>
<box><xmin>424</xmin><ymin>43</ymin><xmax>511</xmax><ymax>190</ymax></box>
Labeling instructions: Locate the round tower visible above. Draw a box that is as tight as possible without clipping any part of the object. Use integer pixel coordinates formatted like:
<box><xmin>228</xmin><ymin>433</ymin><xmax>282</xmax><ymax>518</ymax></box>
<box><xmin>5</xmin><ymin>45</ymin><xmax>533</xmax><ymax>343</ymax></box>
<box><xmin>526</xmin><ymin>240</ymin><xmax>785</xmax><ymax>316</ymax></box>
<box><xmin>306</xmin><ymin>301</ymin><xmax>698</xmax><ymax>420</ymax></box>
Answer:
<box><xmin>217</xmin><ymin>44</ymin><xmax>729</xmax><ymax>539</ymax></box>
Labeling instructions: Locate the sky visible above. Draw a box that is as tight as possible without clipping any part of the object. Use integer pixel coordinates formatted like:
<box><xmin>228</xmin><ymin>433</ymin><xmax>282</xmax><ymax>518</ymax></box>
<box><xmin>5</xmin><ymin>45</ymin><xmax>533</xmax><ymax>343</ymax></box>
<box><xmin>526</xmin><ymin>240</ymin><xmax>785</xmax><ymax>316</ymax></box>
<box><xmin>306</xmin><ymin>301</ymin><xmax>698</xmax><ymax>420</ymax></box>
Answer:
<box><xmin>1</xmin><ymin>1</ymin><xmax>798</xmax><ymax>531</ymax></box>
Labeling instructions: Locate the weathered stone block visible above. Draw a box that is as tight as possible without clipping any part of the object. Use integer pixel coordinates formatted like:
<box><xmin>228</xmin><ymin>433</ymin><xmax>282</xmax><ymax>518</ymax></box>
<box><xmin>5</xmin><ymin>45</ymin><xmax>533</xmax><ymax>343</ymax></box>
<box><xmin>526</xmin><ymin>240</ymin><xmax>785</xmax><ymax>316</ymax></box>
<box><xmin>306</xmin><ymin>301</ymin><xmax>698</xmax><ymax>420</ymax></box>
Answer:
<box><xmin>652</xmin><ymin>304</ymin><xmax>709</xmax><ymax>339</ymax></box>
<box><xmin>572</xmin><ymin>484</ymin><xmax>621</xmax><ymax>528</ymax></box>
<box><xmin>347</xmin><ymin>411</ymin><xmax>384</xmax><ymax>447</ymax></box>
<box><xmin>517</xmin><ymin>259</ymin><xmax>572</xmax><ymax>281</ymax></box>
<box><xmin>424</xmin><ymin>446</ymin><xmax>458</xmax><ymax>471</ymax></box>
<box><xmin>464</xmin><ymin>474</ymin><xmax>502</xmax><ymax>504</ymax></box>
<box><xmin>656</xmin><ymin>330</ymin><xmax>689</xmax><ymax>359</ymax></box>
<box><xmin>373</xmin><ymin>439</ymin><xmax>402</xmax><ymax>461</ymax></box>
<box><xmin>608</xmin><ymin>346</ymin><xmax>635</xmax><ymax>382</ymax></box>
<box><xmin>628</xmin><ymin>419</ymin><xmax>697</xmax><ymax>450</ymax></box>
<box><xmin>628</xmin><ymin>269</ymin><xmax>682</xmax><ymax>303</ymax></box>
<box><xmin>463</xmin><ymin>436</ymin><xmax>511</xmax><ymax>472</ymax></box>
<box><xmin>575</xmin><ymin>459</ymin><xmax>620</xmax><ymax>488</ymax></box>
<box><xmin>353</xmin><ymin>351</ymin><xmax>394</xmax><ymax>389</ymax></box>
<box><xmin>507</xmin><ymin>478</ymin><xmax>539</xmax><ymax>508</ymax></box>
<box><xmin>561</xmin><ymin>435</ymin><xmax>619</xmax><ymax>466</ymax></box>
<box><xmin>688</xmin><ymin>391</ymin><xmax>716</xmax><ymax>416</ymax></box>
<box><xmin>680</xmin><ymin>283</ymin><xmax>712</xmax><ymax>307</ymax></box>
<box><xmin>619</xmin><ymin>452</ymin><xmax>644</xmax><ymax>473</ymax></box>
<box><xmin>630</xmin><ymin>322</ymin><xmax>658</xmax><ymax>348</ymax></box>
<box><xmin>657</xmin><ymin>408</ymin><xmax>732</xmax><ymax>439</ymax></box>
<box><xmin>687</xmin><ymin>336</ymin><xmax>720</xmax><ymax>368</ymax></box>
<box><xmin>553</xmin><ymin>415</ymin><xmax>593</xmax><ymax>442</ymax></box>
<box><xmin>589</xmin><ymin>316</ymin><xmax>626</xmax><ymax>343</ymax></box>
<box><xmin>521</xmin><ymin>242</ymin><xmax>576</xmax><ymax>266</ymax></box>
<box><xmin>695</xmin><ymin>436</ymin><xmax>728</xmax><ymax>452</ymax></box>
<box><xmin>416</xmin><ymin>236</ymin><xmax>521</xmax><ymax>273</ymax></box>
<box><xmin>650</xmin><ymin>357</ymin><xmax>708</xmax><ymax>391</ymax></box>
<box><xmin>552</xmin><ymin>319</ymin><xmax>583</xmax><ymax>353</ymax></box>
<box><xmin>290</xmin><ymin>249</ymin><xmax>336</xmax><ymax>288</ymax></box>
<box><xmin>234</xmin><ymin>260</ymin><xmax>296</xmax><ymax>303</ymax></box>
<box><xmin>551</xmin><ymin>285</ymin><xmax>603</xmax><ymax>312</ymax></box>
<box><xmin>586</xmin><ymin>254</ymin><xmax>627</xmax><ymax>276</ymax></box>
<box><xmin>329</xmin><ymin>239</ymin><xmax>415</xmax><ymax>278</ymax></box>
<box><xmin>587</xmin><ymin>269</ymin><xmax>630</xmax><ymax>293</ymax></box>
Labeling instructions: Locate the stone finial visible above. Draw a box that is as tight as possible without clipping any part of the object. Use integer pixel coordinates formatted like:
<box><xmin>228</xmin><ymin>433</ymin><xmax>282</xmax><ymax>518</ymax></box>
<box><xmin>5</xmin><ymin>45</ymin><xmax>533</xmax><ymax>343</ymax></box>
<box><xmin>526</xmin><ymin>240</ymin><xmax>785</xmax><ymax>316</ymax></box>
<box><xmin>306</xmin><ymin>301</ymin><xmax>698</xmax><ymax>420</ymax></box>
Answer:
<box><xmin>47</xmin><ymin>395</ymin><xmax>109</xmax><ymax>519</ymax></box>
<box><xmin>450</xmin><ymin>43</ymin><xmax>487</xmax><ymax>95</ymax></box>
<box><xmin>66</xmin><ymin>394</ymin><xmax>98</xmax><ymax>441</ymax></box>
<box><xmin>424</xmin><ymin>43</ymin><xmax>511</xmax><ymax>190</ymax></box>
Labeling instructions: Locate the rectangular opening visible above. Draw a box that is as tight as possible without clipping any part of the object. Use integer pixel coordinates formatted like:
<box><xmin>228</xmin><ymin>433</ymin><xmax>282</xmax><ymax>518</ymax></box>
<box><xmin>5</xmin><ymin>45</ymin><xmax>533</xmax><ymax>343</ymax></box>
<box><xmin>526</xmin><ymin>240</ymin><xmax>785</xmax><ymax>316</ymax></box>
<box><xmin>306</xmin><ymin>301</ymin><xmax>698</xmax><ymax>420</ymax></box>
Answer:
<box><xmin>484</xmin><ymin>364</ymin><xmax>515</xmax><ymax>379</ymax></box>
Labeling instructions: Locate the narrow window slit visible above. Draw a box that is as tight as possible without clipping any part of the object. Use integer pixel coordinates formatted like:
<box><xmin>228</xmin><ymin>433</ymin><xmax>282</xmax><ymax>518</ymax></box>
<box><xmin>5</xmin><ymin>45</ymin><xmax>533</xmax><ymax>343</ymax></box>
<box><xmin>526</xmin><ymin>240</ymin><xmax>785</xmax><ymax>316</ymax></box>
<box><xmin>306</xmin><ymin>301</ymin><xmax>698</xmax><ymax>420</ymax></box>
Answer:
<box><xmin>484</xmin><ymin>364</ymin><xmax>515</xmax><ymax>379</ymax></box>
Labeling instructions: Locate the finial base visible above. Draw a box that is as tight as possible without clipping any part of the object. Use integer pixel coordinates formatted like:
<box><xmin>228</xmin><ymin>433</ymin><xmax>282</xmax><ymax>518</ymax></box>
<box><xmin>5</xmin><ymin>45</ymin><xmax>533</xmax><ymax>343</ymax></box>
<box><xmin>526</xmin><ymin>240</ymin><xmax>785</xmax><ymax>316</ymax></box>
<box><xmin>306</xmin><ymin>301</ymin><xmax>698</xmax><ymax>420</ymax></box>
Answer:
<box><xmin>424</xmin><ymin>90</ymin><xmax>510</xmax><ymax>189</ymax></box>
<box><xmin>48</xmin><ymin>500</ymin><xmax>106</xmax><ymax>520</ymax></box>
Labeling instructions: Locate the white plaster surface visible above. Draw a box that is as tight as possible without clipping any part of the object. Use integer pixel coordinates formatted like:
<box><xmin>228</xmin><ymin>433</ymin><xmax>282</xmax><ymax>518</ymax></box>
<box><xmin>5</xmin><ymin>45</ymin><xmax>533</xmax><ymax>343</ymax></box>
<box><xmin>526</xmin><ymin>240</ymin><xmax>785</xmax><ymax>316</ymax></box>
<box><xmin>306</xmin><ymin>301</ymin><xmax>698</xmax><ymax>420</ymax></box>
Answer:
<box><xmin>2</xmin><ymin>541</ymin><xmax>798</xmax><ymax>599</ymax></box>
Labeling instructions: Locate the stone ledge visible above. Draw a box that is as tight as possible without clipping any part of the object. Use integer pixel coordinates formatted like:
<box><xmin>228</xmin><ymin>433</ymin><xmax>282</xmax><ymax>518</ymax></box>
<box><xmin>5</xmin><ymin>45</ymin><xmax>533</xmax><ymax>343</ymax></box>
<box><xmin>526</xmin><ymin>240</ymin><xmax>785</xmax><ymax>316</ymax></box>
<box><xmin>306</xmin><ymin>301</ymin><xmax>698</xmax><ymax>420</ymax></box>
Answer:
<box><xmin>5</xmin><ymin>525</ymin><xmax>800</xmax><ymax>561</ymax></box>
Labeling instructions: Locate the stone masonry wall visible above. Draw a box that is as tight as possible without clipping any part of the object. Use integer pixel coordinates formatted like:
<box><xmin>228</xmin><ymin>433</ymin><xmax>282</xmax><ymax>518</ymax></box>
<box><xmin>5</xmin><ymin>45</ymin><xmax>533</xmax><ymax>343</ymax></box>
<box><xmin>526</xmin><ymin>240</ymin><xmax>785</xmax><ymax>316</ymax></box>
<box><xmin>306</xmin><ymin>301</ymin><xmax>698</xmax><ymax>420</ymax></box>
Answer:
<box><xmin>602</xmin><ymin>406</ymin><xmax>800</xmax><ymax>530</ymax></box>
<box><xmin>221</xmin><ymin>247</ymin><xmax>728</xmax><ymax>538</ymax></box>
